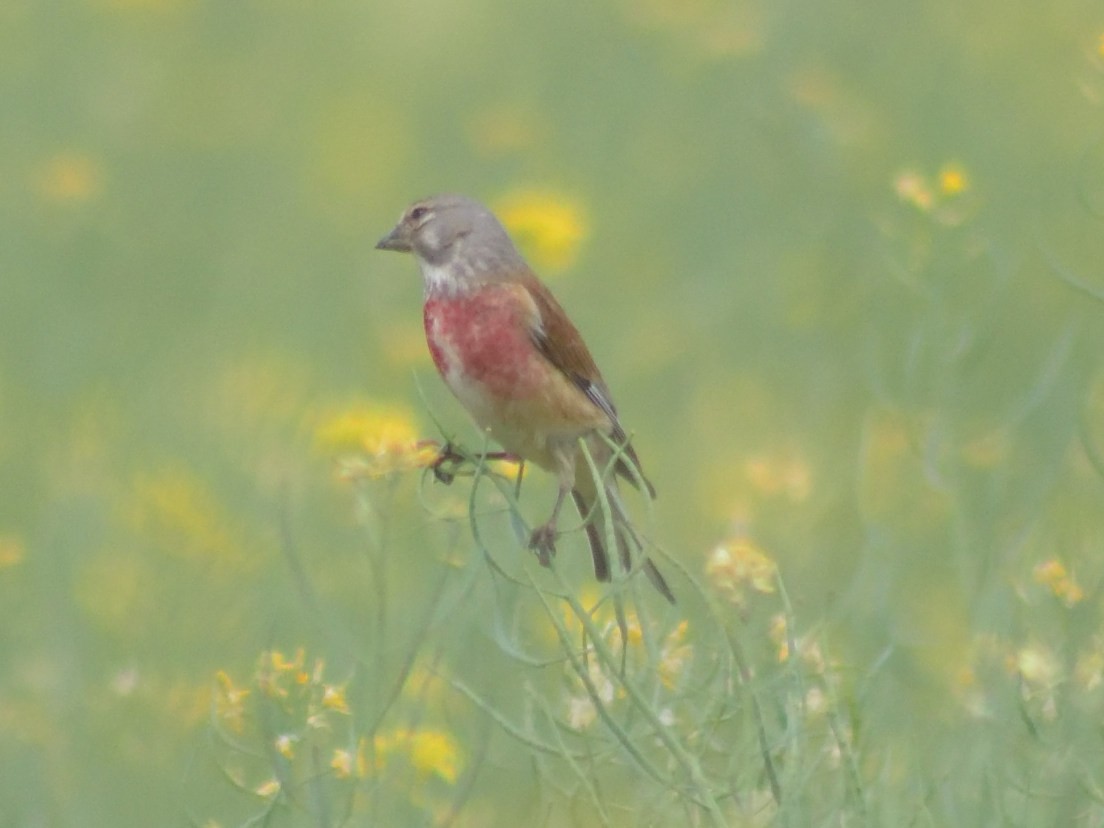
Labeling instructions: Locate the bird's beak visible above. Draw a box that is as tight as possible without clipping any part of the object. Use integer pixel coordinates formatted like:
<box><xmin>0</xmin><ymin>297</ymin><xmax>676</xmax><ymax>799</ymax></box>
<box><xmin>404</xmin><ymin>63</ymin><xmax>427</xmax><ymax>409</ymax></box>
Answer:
<box><xmin>375</xmin><ymin>223</ymin><xmax>412</xmax><ymax>253</ymax></box>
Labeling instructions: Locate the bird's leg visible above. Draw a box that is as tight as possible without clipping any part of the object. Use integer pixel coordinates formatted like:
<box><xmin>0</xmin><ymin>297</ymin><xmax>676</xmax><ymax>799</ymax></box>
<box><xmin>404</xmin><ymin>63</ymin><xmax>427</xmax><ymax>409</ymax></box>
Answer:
<box><xmin>430</xmin><ymin>441</ymin><xmax>521</xmax><ymax>485</ymax></box>
<box><xmin>529</xmin><ymin>479</ymin><xmax>570</xmax><ymax>568</ymax></box>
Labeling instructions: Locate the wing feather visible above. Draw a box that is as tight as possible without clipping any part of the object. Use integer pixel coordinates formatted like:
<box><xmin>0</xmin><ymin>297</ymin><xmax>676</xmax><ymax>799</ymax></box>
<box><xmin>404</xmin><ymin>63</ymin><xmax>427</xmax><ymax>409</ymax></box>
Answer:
<box><xmin>520</xmin><ymin>273</ymin><xmax>656</xmax><ymax>498</ymax></box>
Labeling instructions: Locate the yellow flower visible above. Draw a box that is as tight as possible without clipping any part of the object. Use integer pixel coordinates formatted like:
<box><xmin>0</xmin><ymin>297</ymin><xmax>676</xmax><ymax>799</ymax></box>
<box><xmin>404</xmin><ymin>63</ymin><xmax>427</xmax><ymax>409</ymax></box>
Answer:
<box><xmin>255</xmin><ymin>652</ymin><xmax>290</xmax><ymax>700</ymax></box>
<box><xmin>213</xmin><ymin>670</ymin><xmax>250</xmax><ymax>733</ymax></box>
<box><xmin>34</xmin><ymin>151</ymin><xmax>103</xmax><ymax>204</ymax></box>
<box><xmin>938</xmin><ymin>163</ymin><xmax>969</xmax><ymax>196</ymax></box>
<box><xmin>321</xmin><ymin>683</ymin><xmax>350</xmax><ymax>714</ymax></box>
<box><xmin>331</xmin><ymin>741</ymin><xmax>368</xmax><ymax>779</ymax></box>
<box><xmin>313</xmin><ymin>403</ymin><xmax>436</xmax><ymax>478</ymax></box>
<box><xmin>1013</xmin><ymin>643</ymin><xmax>1060</xmax><ymax>689</ymax></box>
<box><xmin>608</xmin><ymin>614</ymin><xmax>644</xmax><ymax>650</ymax></box>
<box><xmin>0</xmin><ymin>536</ymin><xmax>25</xmax><ymax>569</ymax></box>
<box><xmin>1033</xmin><ymin>558</ymin><xmax>1084</xmax><ymax>606</ymax></box>
<box><xmin>770</xmin><ymin>614</ymin><xmax>790</xmax><ymax>662</ymax></box>
<box><xmin>254</xmin><ymin>778</ymin><xmax>281</xmax><ymax>798</ymax></box>
<box><xmin>375</xmin><ymin>727</ymin><xmax>462</xmax><ymax>784</ymax></box>
<box><xmin>767</xmin><ymin>614</ymin><xmax>826</xmax><ymax>673</ymax></box>
<box><xmin>274</xmin><ymin>733</ymin><xmax>297</xmax><ymax>760</ymax></box>
<box><xmin>894</xmin><ymin>163</ymin><xmax>971</xmax><ymax>219</ymax></box>
<box><xmin>270</xmin><ymin>648</ymin><xmax>305</xmax><ymax>674</ymax></box>
<box><xmin>493</xmin><ymin>190</ymin><xmax>587</xmax><ymax>271</ymax></box>
<box><xmin>706</xmin><ymin>537</ymin><xmax>777</xmax><ymax>611</ymax></box>
<box><xmin>659</xmin><ymin>620</ymin><xmax>693</xmax><ymax>689</ymax></box>
<box><xmin>893</xmin><ymin>170</ymin><xmax>934</xmax><ymax>211</ymax></box>
<box><xmin>409</xmin><ymin>730</ymin><xmax>461</xmax><ymax>783</ymax></box>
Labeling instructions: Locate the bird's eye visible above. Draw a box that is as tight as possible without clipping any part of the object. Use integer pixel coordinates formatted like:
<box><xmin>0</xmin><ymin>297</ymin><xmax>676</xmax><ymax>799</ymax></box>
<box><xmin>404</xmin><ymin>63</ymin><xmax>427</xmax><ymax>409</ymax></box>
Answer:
<box><xmin>409</xmin><ymin>206</ymin><xmax>428</xmax><ymax>222</ymax></box>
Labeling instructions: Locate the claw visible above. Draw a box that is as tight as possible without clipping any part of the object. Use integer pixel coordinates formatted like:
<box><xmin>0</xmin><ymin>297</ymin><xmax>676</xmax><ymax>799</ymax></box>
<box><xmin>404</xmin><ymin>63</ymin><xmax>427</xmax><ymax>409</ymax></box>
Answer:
<box><xmin>529</xmin><ymin>523</ymin><xmax>558</xmax><ymax>568</ymax></box>
<box><xmin>430</xmin><ymin>443</ymin><xmax>523</xmax><ymax>485</ymax></box>
<box><xmin>430</xmin><ymin>442</ymin><xmax>464</xmax><ymax>484</ymax></box>
<box><xmin>432</xmin><ymin>464</ymin><xmax>455</xmax><ymax>485</ymax></box>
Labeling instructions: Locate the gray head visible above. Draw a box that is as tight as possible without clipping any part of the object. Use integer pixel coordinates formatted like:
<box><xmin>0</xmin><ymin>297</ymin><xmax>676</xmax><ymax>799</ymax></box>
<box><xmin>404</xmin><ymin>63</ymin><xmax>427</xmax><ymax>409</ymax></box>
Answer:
<box><xmin>376</xmin><ymin>194</ymin><xmax>526</xmax><ymax>290</ymax></box>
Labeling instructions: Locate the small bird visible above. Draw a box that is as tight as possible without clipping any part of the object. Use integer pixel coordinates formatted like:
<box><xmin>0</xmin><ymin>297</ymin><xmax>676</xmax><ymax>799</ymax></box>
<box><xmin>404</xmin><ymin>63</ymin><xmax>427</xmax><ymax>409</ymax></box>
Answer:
<box><xmin>377</xmin><ymin>194</ymin><xmax>674</xmax><ymax>603</ymax></box>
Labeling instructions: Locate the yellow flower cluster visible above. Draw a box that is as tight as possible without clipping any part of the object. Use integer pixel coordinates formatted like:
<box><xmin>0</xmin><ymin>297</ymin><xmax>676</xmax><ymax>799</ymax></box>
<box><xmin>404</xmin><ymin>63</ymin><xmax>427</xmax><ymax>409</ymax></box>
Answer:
<box><xmin>563</xmin><ymin>611</ymin><xmax>693</xmax><ymax>730</ymax></box>
<box><xmin>892</xmin><ymin>163</ymin><xmax>973</xmax><ymax>225</ymax></box>
<box><xmin>330</xmin><ymin>743</ymin><xmax>367</xmax><ymax>779</ymax></box>
<box><xmin>1032</xmin><ymin>558</ymin><xmax>1084</xmax><ymax>606</ymax></box>
<box><xmin>493</xmin><ymin>190</ymin><xmax>588</xmax><ymax>272</ymax></box>
<box><xmin>769</xmin><ymin>614</ymin><xmax>826</xmax><ymax>674</ymax></box>
<box><xmin>211</xmin><ymin>645</ymin><xmax>463</xmax><ymax>824</ymax></box>
<box><xmin>253</xmin><ymin>778</ymin><xmax>281</xmax><ymax>799</ymax></box>
<box><xmin>313</xmin><ymin>402</ymin><xmax>438</xmax><ymax>479</ymax></box>
<box><xmin>213</xmin><ymin>670</ymin><xmax>250</xmax><ymax>734</ymax></box>
<box><xmin>212</xmin><ymin>648</ymin><xmax>345</xmax><ymax>746</ymax></box>
<box><xmin>330</xmin><ymin>727</ymin><xmax>461</xmax><ymax>784</ymax></box>
<box><xmin>379</xmin><ymin>727</ymin><xmax>462</xmax><ymax>783</ymax></box>
<box><xmin>938</xmin><ymin>165</ymin><xmax>968</xmax><ymax>196</ymax></box>
<box><xmin>706</xmin><ymin>537</ymin><xmax>777</xmax><ymax>612</ymax></box>
<box><xmin>893</xmin><ymin>164</ymin><xmax>969</xmax><ymax>210</ymax></box>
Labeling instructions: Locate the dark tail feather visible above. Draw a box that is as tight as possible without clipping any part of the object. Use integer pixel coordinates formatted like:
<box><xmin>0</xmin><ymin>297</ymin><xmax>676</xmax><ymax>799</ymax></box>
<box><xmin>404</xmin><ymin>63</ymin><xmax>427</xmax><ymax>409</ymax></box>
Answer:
<box><xmin>572</xmin><ymin>488</ymin><xmax>676</xmax><ymax>604</ymax></box>
<box><xmin>642</xmin><ymin>558</ymin><xmax>676</xmax><ymax>604</ymax></box>
<box><xmin>573</xmin><ymin>490</ymin><xmax>610</xmax><ymax>582</ymax></box>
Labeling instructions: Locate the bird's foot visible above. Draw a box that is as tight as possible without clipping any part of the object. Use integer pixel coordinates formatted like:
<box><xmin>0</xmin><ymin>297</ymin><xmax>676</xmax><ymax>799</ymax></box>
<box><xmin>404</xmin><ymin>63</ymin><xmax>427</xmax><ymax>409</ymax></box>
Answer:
<box><xmin>429</xmin><ymin>443</ymin><xmax>522</xmax><ymax>485</ymax></box>
<box><xmin>429</xmin><ymin>442</ymin><xmax>465</xmax><ymax>485</ymax></box>
<box><xmin>528</xmin><ymin>523</ymin><xmax>558</xmax><ymax>568</ymax></box>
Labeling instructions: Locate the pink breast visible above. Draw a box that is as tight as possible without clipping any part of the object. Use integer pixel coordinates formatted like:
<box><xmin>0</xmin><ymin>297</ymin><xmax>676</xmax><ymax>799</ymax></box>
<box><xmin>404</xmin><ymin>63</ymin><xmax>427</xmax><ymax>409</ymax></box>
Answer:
<box><xmin>424</xmin><ymin>289</ymin><xmax>539</xmax><ymax>397</ymax></box>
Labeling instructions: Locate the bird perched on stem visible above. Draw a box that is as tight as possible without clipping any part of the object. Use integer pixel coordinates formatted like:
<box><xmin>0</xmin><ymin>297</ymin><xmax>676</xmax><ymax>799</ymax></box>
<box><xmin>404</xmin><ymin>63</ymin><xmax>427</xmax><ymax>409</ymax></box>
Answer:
<box><xmin>377</xmin><ymin>194</ymin><xmax>674</xmax><ymax>603</ymax></box>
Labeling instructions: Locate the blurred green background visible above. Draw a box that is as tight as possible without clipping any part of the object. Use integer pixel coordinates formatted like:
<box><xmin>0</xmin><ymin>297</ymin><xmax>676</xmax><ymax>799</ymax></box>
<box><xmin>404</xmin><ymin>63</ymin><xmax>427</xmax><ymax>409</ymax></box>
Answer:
<box><xmin>5</xmin><ymin>0</ymin><xmax>1104</xmax><ymax>824</ymax></box>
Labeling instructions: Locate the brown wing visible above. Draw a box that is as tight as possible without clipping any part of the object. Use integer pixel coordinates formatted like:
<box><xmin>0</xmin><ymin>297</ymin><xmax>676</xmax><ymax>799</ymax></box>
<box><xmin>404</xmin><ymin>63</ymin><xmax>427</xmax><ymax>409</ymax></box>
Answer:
<box><xmin>520</xmin><ymin>273</ymin><xmax>656</xmax><ymax>498</ymax></box>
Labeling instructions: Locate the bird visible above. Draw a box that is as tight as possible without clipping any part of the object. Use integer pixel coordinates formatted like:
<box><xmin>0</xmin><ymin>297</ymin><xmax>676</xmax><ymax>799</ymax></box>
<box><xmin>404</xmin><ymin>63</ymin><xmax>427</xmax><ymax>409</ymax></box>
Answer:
<box><xmin>376</xmin><ymin>194</ymin><xmax>674</xmax><ymax>603</ymax></box>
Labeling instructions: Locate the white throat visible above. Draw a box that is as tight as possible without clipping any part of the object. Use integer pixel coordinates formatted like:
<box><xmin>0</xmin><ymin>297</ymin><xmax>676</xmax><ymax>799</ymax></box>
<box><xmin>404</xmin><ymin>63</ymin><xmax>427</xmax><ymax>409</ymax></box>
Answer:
<box><xmin>418</xmin><ymin>259</ymin><xmax>456</xmax><ymax>297</ymax></box>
